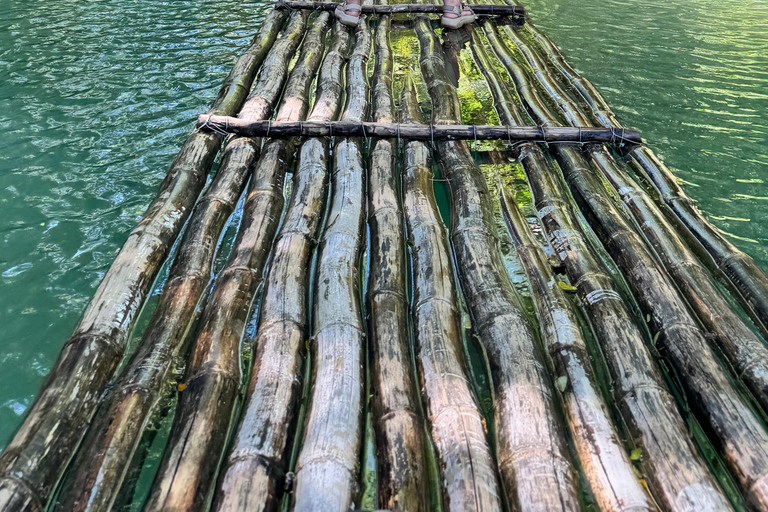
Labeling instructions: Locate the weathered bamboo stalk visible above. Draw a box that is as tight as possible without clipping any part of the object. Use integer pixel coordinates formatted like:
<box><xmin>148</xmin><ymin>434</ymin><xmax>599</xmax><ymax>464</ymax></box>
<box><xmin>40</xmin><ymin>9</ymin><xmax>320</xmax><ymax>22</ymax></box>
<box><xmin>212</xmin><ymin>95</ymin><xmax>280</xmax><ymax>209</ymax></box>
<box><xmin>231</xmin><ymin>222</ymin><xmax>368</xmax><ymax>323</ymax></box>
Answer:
<box><xmin>514</xmin><ymin>10</ymin><xmax>768</xmax><ymax>337</ymax></box>
<box><xmin>197</xmin><ymin>116</ymin><xmax>642</xmax><ymax>143</ymax></box>
<box><xmin>276</xmin><ymin>0</ymin><xmax>525</xmax><ymax>16</ymax></box>
<box><xmin>400</xmin><ymin>75</ymin><xmax>500</xmax><ymax>512</ymax></box>
<box><xmin>140</xmin><ymin>12</ymin><xmax>311</xmax><ymax>512</ymax></box>
<box><xmin>367</xmin><ymin>9</ymin><xmax>427</xmax><ymax>511</ymax></box>
<box><xmin>0</xmin><ymin>10</ymin><xmax>288</xmax><ymax>512</ymax></box>
<box><xmin>209</xmin><ymin>16</ymin><xmax>345</xmax><ymax>512</ymax></box>
<box><xmin>50</xmin><ymin>14</ymin><xmax>315</xmax><ymax>512</ymax></box>
<box><xmin>290</xmin><ymin>14</ymin><xmax>370</xmax><ymax>512</ymax></box>
<box><xmin>500</xmin><ymin>189</ymin><xmax>654</xmax><ymax>512</ymax></box>
<box><xmin>416</xmin><ymin>17</ymin><xmax>579</xmax><ymax>511</ymax></box>
<box><xmin>488</xmin><ymin>21</ymin><xmax>768</xmax><ymax>510</ymax></box>
<box><xmin>481</xmin><ymin>20</ymin><xmax>733</xmax><ymax>510</ymax></box>
<box><xmin>503</xmin><ymin>22</ymin><xmax>768</xmax><ymax>422</ymax></box>
<box><xmin>470</xmin><ymin>28</ymin><xmax>653</xmax><ymax>511</ymax></box>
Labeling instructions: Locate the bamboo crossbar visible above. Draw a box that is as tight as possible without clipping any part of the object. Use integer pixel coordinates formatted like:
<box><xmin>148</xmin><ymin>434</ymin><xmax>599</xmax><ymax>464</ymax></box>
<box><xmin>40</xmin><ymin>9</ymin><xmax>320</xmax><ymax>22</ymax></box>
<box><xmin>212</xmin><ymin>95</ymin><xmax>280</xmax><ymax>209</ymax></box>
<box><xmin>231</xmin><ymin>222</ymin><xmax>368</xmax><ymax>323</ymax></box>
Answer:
<box><xmin>196</xmin><ymin>115</ymin><xmax>642</xmax><ymax>144</ymax></box>
<box><xmin>274</xmin><ymin>1</ymin><xmax>525</xmax><ymax>16</ymax></box>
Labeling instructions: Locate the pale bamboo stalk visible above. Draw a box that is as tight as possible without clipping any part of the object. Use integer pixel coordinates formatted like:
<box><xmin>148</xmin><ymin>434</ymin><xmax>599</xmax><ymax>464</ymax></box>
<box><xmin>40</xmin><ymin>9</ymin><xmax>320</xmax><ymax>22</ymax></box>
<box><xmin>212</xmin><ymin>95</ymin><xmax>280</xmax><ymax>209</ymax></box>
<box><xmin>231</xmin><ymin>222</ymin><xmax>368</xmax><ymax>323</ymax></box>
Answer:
<box><xmin>210</xmin><ymin>16</ymin><xmax>346</xmax><ymax>512</ymax></box>
<box><xmin>416</xmin><ymin>17</ymin><xmax>579</xmax><ymax>511</ymax></box>
<box><xmin>291</xmin><ymin>14</ymin><xmax>371</xmax><ymax>512</ymax></box>
<box><xmin>141</xmin><ymin>12</ymin><xmax>311</xmax><ymax>512</ymax></box>
<box><xmin>488</xmin><ymin>20</ymin><xmax>768</xmax><ymax>510</ymax></box>
<box><xmin>367</xmin><ymin>8</ymin><xmax>427</xmax><ymax>511</ymax></box>
<box><xmin>504</xmin><ymin>20</ymin><xmax>768</xmax><ymax>422</ymax></box>
<box><xmin>481</xmin><ymin>19</ymin><xmax>733</xmax><ymax>511</ymax></box>
<box><xmin>400</xmin><ymin>74</ymin><xmax>502</xmax><ymax>511</ymax></box>
<box><xmin>471</xmin><ymin>28</ymin><xmax>653</xmax><ymax>512</ymax></box>
<box><xmin>514</xmin><ymin>8</ymin><xmax>768</xmax><ymax>338</ymax></box>
<box><xmin>0</xmin><ymin>11</ymin><xmax>288</xmax><ymax>512</ymax></box>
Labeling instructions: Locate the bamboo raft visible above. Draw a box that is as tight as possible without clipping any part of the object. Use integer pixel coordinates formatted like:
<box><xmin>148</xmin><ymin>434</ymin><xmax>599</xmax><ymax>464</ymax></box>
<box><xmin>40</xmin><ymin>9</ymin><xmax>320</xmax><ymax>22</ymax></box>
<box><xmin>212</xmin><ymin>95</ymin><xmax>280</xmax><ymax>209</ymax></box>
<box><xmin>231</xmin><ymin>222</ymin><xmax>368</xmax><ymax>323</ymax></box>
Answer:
<box><xmin>2</xmin><ymin>1</ymin><xmax>768</xmax><ymax>511</ymax></box>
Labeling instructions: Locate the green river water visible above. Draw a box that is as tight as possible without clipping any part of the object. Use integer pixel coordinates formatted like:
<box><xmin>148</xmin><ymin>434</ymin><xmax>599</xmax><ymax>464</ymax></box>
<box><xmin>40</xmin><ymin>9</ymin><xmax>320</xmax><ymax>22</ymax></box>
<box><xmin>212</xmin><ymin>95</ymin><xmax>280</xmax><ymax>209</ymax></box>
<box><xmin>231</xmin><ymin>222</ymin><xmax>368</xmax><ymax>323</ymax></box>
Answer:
<box><xmin>1</xmin><ymin>0</ymin><xmax>767</xmax><ymax>505</ymax></box>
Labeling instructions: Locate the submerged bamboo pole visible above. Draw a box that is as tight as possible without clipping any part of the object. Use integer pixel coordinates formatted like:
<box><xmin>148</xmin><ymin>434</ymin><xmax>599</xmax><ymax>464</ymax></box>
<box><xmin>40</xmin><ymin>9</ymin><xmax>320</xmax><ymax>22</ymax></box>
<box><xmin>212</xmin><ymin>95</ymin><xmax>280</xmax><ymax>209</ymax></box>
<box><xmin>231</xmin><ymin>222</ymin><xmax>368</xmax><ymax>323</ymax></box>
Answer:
<box><xmin>210</xmin><ymin>16</ymin><xmax>346</xmax><ymax>512</ymax></box>
<box><xmin>196</xmin><ymin>117</ymin><xmax>642</xmax><ymax>143</ymax></box>
<box><xmin>0</xmin><ymin>10</ymin><xmax>288</xmax><ymax>512</ymax></box>
<box><xmin>400</xmin><ymin>75</ymin><xmax>500</xmax><ymax>512</ymax></box>
<box><xmin>480</xmin><ymin>20</ymin><xmax>732</xmax><ymax>510</ymax></box>
<box><xmin>416</xmin><ymin>17</ymin><xmax>579</xmax><ymax>511</ymax></box>
<box><xmin>504</xmin><ymin>22</ymin><xmax>768</xmax><ymax>422</ymax></box>
<box><xmin>275</xmin><ymin>1</ymin><xmax>525</xmax><ymax>16</ymax></box>
<box><xmin>471</xmin><ymin>29</ymin><xmax>653</xmax><ymax>511</ymax></box>
<box><xmin>141</xmin><ymin>12</ymin><xmax>311</xmax><ymax>512</ymax></box>
<box><xmin>486</xmin><ymin>21</ymin><xmax>768</xmax><ymax>510</ymax></box>
<box><xmin>290</xmin><ymin>14</ymin><xmax>370</xmax><ymax>512</ymax></box>
<box><xmin>367</xmin><ymin>9</ymin><xmax>427</xmax><ymax>511</ymax></box>
<box><xmin>515</xmin><ymin>12</ymin><xmax>768</xmax><ymax>337</ymax></box>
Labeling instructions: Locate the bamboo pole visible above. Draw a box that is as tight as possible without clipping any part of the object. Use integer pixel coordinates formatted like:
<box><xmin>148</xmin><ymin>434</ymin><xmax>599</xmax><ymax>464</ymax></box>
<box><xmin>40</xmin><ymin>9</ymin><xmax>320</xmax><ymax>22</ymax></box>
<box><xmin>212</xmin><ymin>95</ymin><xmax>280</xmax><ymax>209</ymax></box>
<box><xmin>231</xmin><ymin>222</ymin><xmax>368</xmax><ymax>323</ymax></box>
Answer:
<box><xmin>485</xmin><ymin>20</ymin><xmax>768</xmax><ymax>510</ymax></box>
<box><xmin>275</xmin><ymin>1</ymin><xmax>525</xmax><ymax>16</ymax></box>
<box><xmin>140</xmin><ymin>12</ymin><xmax>312</xmax><ymax>512</ymax></box>
<box><xmin>209</xmin><ymin>16</ymin><xmax>346</xmax><ymax>512</ymax></box>
<box><xmin>0</xmin><ymin>10</ymin><xmax>288</xmax><ymax>512</ymax></box>
<box><xmin>503</xmin><ymin>21</ymin><xmax>768</xmax><ymax>423</ymax></box>
<box><xmin>290</xmin><ymin>13</ymin><xmax>370</xmax><ymax>512</ymax></box>
<box><xmin>415</xmin><ymin>17</ymin><xmax>579</xmax><ymax>511</ymax></box>
<box><xmin>500</xmin><ymin>189</ymin><xmax>654</xmax><ymax>512</ymax></box>
<box><xmin>400</xmin><ymin>75</ymin><xmax>500</xmax><ymax>512</ymax></box>
<box><xmin>480</xmin><ymin>20</ymin><xmax>732</xmax><ymax>510</ymax></box>
<box><xmin>470</xmin><ymin>29</ymin><xmax>653</xmax><ymax>511</ymax></box>
<box><xmin>367</xmin><ymin>8</ymin><xmax>427</xmax><ymax>511</ymax></box>
<box><xmin>196</xmin><ymin>116</ymin><xmax>642</xmax><ymax>143</ymax></box>
<box><xmin>50</xmin><ymin>13</ymin><xmax>314</xmax><ymax>512</ymax></box>
<box><xmin>515</xmin><ymin>9</ymin><xmax>768</xmax><ymax>338</ymax></box>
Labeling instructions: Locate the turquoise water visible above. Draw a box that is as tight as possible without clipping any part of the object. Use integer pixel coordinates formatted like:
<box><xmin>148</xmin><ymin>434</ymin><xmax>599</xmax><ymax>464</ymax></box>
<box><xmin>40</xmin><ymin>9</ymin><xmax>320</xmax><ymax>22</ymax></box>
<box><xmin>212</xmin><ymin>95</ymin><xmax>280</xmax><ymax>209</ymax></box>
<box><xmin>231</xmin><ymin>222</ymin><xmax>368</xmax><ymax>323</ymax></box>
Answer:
<box><xmin>1</xmin><ymin>0</ymin><xmax>767</xmax><ymax>488</ymax></box>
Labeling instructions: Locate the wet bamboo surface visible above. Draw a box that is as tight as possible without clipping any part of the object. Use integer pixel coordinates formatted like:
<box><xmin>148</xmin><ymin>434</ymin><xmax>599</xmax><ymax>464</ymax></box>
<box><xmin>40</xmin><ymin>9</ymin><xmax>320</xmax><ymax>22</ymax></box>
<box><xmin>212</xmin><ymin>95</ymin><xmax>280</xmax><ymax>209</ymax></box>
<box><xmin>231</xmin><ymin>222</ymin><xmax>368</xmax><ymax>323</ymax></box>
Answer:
<box><xmin>485</xmin><ymin>19</ymin><xmax>768</xmax><ymax>510</ymax></box>
<box><xmin>290</xmin><ymin>10</ymin><xmax>370</xmax><ymax>512</ymax></box>
<box><xmin>401</xmin><ymin>74</ymin><xmax>502</xmax><ymax>511</ymax></box>
<box><xmin>416</xmin><ymin>15</ymin><xmax>581</xmax><ymax>512</ymax></box>
<box><xmin>367</xmin><ymin>5</ymin><xmax>428</xmax><ymax>511</ymax></box>
<box><xmin>510</xmin><ymin>7</ymin><xmax>768</xmax><ymax>338</ymax></box>
<box><xmin>6</xmin><ymin>3</ymin><xmax>768</xmax><ymax>512</ymax></box>
<box><xmin>0</xmin><ymin>10</ymin><xmax>289</xmax><ymax>512</ymax></box>
<box><xmin>211</xmin><ymin>15</ymin><xmax>344</xmax><ymax>512</ymax></box>
<box><xmin>142</xmin><ymin>11</ymin><xmax>310</xmax><ymax>512</ymax></box>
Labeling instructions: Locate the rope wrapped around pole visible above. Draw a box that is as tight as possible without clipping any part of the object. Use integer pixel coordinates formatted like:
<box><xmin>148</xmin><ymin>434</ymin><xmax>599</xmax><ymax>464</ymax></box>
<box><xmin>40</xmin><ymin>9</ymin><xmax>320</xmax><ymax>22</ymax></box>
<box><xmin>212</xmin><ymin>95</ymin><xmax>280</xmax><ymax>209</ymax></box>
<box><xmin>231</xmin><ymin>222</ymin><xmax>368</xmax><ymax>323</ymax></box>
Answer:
<box><xmin>196</xmin><ymin>115</ymin><xmax>642</xmax><ymax>143</ymax></box>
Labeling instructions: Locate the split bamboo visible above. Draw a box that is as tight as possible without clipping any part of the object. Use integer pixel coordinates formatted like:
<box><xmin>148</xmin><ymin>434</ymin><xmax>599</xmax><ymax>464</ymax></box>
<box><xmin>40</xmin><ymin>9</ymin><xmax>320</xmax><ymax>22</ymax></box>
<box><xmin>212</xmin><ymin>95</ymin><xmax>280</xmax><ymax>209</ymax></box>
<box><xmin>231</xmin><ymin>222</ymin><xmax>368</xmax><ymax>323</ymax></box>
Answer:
<box><xmin>400</xmin><ymin>75</ymin><xmax>500</xmax><ymax>512</ymax></box>
<box><xmin>0</xmin><ymin>10</ymin><xmax>288</xmax><ymax>512</ymax></box>
<box><xmin>141</xmin><ymin>11</ymin><xmax>311</xmax><ymax>512</ymax></box>
<box><xmin>196</xmin><ymin>116</ymin><xmax>642</xmax><ymax>143</ymax></box>
<box><xmin>290</xmin><ymin>14</ymin><xmax>370</xmax><ymax>512</ymax></box>
<box><xmin>210</xmin><ymin>16</ymin><xmax>346</xmax><ymax>512</ymax></box>
<box><xmin>481</xmin><ymin>20</ymin><xmax>733</xmax><ymax>510</ymax></box>
<box><xmin>367</xmin><ymin>7</ymin><xmax>428</xmax><ymax>511</ymax></box>
<box><xmin>514</xmin><ymin>10</ymin><xmax>768</xmax><ymax>337</ymax></box>
<box><xmin>471</xmin><ymin>29</ymin><xmax>653</xmax><ymax>511</ymax></box>
<box><xmin>416</xmin><ymin>17</ymin><xmax>579</xmax><ymax>511</ymax></box>
<box><xmin>486</xmin><ymin>21</ymin><xmax>768</xmax><ymax>510</ymax></box>
<box><xmin>504</xmin><ymin>23</ymin><xmax>768</xmax><ymax>423</ymax></box>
